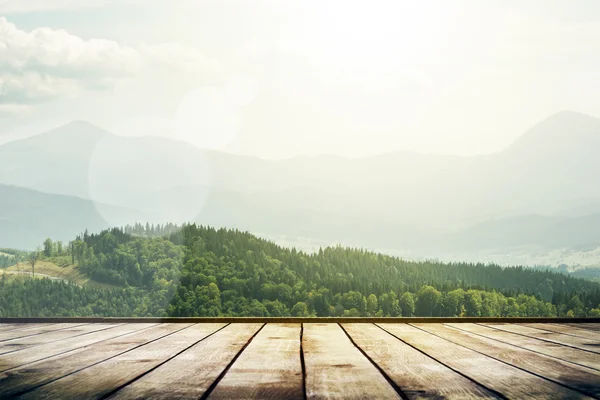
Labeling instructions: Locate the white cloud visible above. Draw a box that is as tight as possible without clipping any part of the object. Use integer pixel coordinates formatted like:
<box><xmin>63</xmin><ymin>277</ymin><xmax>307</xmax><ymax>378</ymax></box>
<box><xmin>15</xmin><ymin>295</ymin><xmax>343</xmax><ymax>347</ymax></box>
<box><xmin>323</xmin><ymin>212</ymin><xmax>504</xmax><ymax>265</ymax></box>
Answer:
<box><xmin>0</xmin><ymin>104</ymin><xmax>30</xmax><ymax>115</ymax></box>
<box><xmin>0</xmin><ymin>17</ymin><xmax>221</xmax><ymax>113</ymax></box>
<box><xmin>0</xmin><ymin>0</ymin><xmax>111</xmax><ymax>13</ymax></box>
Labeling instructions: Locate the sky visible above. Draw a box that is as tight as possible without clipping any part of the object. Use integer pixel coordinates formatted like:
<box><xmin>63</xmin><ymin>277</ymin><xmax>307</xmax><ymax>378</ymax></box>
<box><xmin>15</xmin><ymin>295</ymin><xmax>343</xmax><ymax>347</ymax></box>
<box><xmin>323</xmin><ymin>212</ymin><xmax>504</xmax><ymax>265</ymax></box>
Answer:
<box><xmin>1</xmin><ymin>0</ymin><xmax>600</xmax><ymax>159</ymax></box>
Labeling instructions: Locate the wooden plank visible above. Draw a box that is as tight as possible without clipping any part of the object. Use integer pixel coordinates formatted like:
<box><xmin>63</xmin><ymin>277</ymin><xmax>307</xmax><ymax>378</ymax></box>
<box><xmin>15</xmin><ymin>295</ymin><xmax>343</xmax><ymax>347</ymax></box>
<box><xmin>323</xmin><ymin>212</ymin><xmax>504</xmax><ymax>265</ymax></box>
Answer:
<box><xmin>414</xmin><ymin>323</ymin><xmax>600</xmax><ymax>398</ymax></box>
<box><xmin>342</xmin><ymin>323</ymin><xmax>496</xmax><ymax>399</ymax></box>
<box><xmin>20</xmin><ymin>323</ymin><xmax>225</xmax><ymax>399</ymax></box>
<box><xmin>108</xmin><ymin>323</ymin><xmax>263</xmax><ymax>400</ymax></box>
<box><xmin>567</xmin><ymin>323</ymin><xmax>600</xmax><ymax>332</ymax></box>
<box><xmin>3</xmin><ymin>317</ymin><xmax>600</xmax><ymax>324</ymax></box>
<box><xmin>447</xmin><ymin>323</ymin><xmax>600</xmax><ymax>371</ymax></box>
<box><xmin>523</xmin><ymin>323</ymin><xmax>600</xmax><ymax>340</ymax></box>
<box><xmin>0</xmin><ymin>323</ymin><xmax>54</xmax><ymax>333</ymax></box>
<box><xmin>303</xmin><ymin>323</ymin><xmax>402</xmax><ymax>399</ymax></box>
<box><xmin>0</xmin><ymin>323</ymin><xmax>163</xmax><ymax>398</ymax></box>
<box><xmin>0</xmin><ymin>323</ymin><xmax>155</xmax><ymax>373</ymax></box>
<box><xmin>0</xmin><ymin>324</ymin><xmax>159</xmax><ymax>372</ymax></box>
<box><xmin>0</xmin><ymin>323</ymin><xmax>87</xmax><ymax>342</ymax></box>
<box><xmin>206</xmin><ymin>323</ymin><xmax>302</xmax><ymax>399</ymax></box>
<box><xmin>484</xmin><ymin>323</ymin><xmax>600</xmax><ymax>354</ymax></box>
<box><xmin>0</xmin><ymin>323</ymin><xmax>120</xmax><ymax>355</ymax></box>
<box><xmin>378</xmin><ymin>323</ymin><xmax>587</xmax><ymax>399</ymax></box>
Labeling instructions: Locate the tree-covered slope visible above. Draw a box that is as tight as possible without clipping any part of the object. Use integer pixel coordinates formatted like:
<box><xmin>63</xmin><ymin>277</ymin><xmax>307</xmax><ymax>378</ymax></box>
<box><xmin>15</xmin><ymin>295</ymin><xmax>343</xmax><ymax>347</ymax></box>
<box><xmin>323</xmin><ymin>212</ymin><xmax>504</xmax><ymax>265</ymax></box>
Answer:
<box><xmin>1</xmin><ymin>224</ymin><xmax>599</xmax><ymax>318</ymax></box>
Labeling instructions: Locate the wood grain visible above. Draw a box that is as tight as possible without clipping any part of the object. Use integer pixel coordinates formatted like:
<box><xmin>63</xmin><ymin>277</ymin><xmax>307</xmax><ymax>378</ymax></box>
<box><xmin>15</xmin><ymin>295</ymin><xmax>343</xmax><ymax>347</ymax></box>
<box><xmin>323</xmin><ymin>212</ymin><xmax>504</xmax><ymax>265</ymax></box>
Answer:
<box><xmin>3</xmin><ymin>317</ymin><xmax>600</xmax><ymax>324</ymax></box>
<box><xmin>484</xmin><ymin>323</ymin><xmax>600</xmax><ymax>353</ymax></box>
<box><xmin>567</xmin><ymin>323</ymin><xmax>600</xmax><ymax>332</ymax></box>
<box><xmin>447</xmin><ymin>323</ymin><xmax>600</xmax><ymax>371</ymax></box>
<box><xmin>414</xmin><ymin>323</ymin><xmax>600</xmax><ymax>398</ymax></box>
<box><xmin>379</xmin><ymin>323</ymin><xmax>588</xmax><ymax>399</ymax></box>
<box><xmin>342</xmin><ymin>323</ymin><xmax>496</xmax><ymax>399</ymax></box>
<box><xmin>523</xmin><ymin>323</ymin><xmax>600</xmax><ymax>340</ymax></box>
<box><xmin>303</xmin><ymin>323</ymin><xmax>402</xmax><ymax>399</ymax></box>
<box><xmin>0</xmin><ymin>323</ymin><xmax>53</xmax><ymax>333</ymax></box>
<box><xmin>207</xmin><ymin>323</ymin><xmax>303</xmax><ymax>400</ymax></box>
<box><xmin>110</xmin><ymin>323</ymin><xmax>263</xmax><ymax>400</ymax></box>
<box><xmin>0</xmin><ymin>323</ymin><xmax>161</xmax><ymax>398</ymax></box>
<box><xmin>0</xmin><ymin>324</ymin><xmax>158</xmax><ymax>372</ymax></box>
<box><xmin>0</xmin><ymin>323</ymin><xmax>119</xmax><ymax>355</ymax></box>
<box><xmin>0</xmin><ymin>323</ymin><xmax>87</xmax><ymax>342</ymax></box>
<box><xmin>20</xmin><ymin>323</ymin><xmax>224</xmax><ymax>399</ymax></box>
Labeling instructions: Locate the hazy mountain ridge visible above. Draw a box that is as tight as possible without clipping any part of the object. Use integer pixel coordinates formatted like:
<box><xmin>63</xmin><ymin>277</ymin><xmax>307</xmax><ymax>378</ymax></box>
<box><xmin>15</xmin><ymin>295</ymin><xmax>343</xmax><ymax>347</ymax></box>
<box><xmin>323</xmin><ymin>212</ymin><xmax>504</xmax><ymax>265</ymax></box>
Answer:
<box><xmin>0</xmin><ymin>184</ymin><xmax>146</xmax><ymax>249</ymax></box>
<box><xmin>1</xmin><ymin>110</ymin><xmax>600</xmax><ymax>266</ymax></box>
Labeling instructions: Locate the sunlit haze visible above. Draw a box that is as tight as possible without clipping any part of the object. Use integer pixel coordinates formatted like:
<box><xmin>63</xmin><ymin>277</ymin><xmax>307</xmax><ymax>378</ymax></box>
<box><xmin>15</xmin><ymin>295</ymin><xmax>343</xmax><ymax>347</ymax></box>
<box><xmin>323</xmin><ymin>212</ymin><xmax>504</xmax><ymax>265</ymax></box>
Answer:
<box><xmin>1</xmin><ymin>0</ymin><xmax>600</xmax><ymax>158</ymax></box>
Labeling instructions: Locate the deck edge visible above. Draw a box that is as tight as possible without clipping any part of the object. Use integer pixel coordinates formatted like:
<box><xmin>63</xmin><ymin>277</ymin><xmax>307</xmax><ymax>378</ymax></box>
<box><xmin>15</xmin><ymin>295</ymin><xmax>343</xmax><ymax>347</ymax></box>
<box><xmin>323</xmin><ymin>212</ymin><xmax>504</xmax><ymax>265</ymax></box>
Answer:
<box><xmin>1</xmin><ymin>317</ymin><xmax>599</xmax><ymax>323</ymax></box>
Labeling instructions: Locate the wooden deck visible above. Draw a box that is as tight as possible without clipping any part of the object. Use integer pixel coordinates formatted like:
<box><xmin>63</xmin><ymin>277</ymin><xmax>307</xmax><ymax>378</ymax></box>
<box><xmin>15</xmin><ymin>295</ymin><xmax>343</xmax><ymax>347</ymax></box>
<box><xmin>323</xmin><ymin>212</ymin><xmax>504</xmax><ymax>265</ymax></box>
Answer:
<box><xmin>0</xmin><ymin>320</ymin><xmax>598</xmax><ymax>399</ymax></box>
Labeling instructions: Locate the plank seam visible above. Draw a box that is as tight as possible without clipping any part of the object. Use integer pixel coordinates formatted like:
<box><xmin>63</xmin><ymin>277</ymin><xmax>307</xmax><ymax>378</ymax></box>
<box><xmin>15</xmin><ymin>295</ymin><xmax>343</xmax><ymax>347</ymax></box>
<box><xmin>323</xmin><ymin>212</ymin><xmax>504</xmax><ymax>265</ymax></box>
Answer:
<box><xmin>445</xmin><ymin>323</ymin><xmax>600</xmax><ymax>372</ymax></box>
<box><xmin>0</xmin><ymin>323</ymin><xmax>162</xmax><ymax>374</ymax></box>
<box><xmin>521</xmin><ymin>323</ymin><xmax>599</xmax><ymax>340</ymax></box>
<box><xmin>9</xmin><ymin>323</ymin><xmax>196</xmax><ymax>397</ymax></box>
<box><xmin>0</xmin><ymin>323</ymin><xmax>55</xmax><ymax>334</ymax></box>
<box><xmin>0</xmin><ymin>322</ymin><xmax>92</xmax><ymax>343</ymax></box>
<box><xmin>0</xmin><ymin>323</ymin><xmax>126</xmax><ymax>357</ymax></box>
<box><xmin>375</xmin><ymin>323</ymin><xmax>508</xmax><ymax>400</ymax></box>
<box><xmin>564</xmin><ymin>323</ymin><xmax>600</xmax><ymax>332</ymax></box>
<box><xmin>198</xmin><ymin>322</ymin><xmax>266</xmax><ymax>400</ymax></box>
<box><xmin>2</xmin><ymin>317</ymin><xmax>599</xmax><ymax>323</ymax></box>
<box><xmin>338</xmin><ymin>323</ymin><xmax>409</xmax><ymax>400</ymax></box>
<box><xmin>477</xmin><ymin>323</ymin><xmax>600</xmax><ymax>355</ymax></box>
<box><xmin>99</xmin><ymin>323</ymin><xmax>232</xmax><ymax>400</ymax></box>
<box><xmin>409</xmin><ymin>324</ymin><xmax>600</xmax><ymax>399</ymax></box>
<box><xmin>300</xmin><ymin>323</ymin><xmax>307</xmax><ymax>400</ymax></box>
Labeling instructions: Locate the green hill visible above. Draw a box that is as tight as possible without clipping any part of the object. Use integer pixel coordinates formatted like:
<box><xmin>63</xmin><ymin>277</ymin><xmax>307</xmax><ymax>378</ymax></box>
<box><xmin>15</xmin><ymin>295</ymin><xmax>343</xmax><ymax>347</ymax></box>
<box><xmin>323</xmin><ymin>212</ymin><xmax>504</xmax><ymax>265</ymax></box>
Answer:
<box><xmin>1</xmin><ymin>224</ymin><xmax>599</xmax><ymax>318</ymax></box>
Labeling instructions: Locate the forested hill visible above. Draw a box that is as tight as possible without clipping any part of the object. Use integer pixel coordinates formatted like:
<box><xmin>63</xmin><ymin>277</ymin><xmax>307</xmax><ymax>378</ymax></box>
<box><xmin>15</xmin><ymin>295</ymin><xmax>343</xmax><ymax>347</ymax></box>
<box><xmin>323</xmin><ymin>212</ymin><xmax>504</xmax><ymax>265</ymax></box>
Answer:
<box><xmin>2</xmin><ymin>224</ymin><xmax>600</xmax><ymax>318</ymax></box>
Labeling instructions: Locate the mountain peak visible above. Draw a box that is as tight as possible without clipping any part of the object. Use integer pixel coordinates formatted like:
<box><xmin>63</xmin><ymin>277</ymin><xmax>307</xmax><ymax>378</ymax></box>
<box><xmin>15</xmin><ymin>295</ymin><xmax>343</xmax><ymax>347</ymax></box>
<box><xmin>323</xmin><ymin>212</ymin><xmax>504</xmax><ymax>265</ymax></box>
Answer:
<box><xmin>542</xmin><ymin>109</ymin><xmax>598</xmax><ymax>124</ymax></box>
<box><xmin>508</xmin><ymin>110</ymin><xmax>600</xmax><ymax>152</ymax></box>
<box><xmin>56</xmin><ymin>120</ymin><xmax>111</xmax><ymax>135</ymax></box>
<box><xmin>28</xmin><ymin>120</ymin><xmax>112</xmax><ymax>145</ymax></box>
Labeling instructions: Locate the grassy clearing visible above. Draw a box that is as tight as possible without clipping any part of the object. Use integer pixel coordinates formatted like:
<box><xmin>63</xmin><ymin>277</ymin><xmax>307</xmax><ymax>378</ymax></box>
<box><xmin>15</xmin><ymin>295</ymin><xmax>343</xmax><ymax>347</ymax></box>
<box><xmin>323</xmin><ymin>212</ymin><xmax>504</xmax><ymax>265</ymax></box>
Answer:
<box><xmin>0</xmin><ymin>260</ymin><xmax>118</xmax><ymax>290</ymax></box>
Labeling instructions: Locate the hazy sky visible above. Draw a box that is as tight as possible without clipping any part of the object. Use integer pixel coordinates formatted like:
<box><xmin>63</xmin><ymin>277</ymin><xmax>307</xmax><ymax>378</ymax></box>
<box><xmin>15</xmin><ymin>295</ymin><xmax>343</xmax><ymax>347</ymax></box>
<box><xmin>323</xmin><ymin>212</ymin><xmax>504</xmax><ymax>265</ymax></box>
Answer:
<box><xmin>1</xmin><ymin>0</ymin><xmax>600</xmax><ymax>158</ymax></box>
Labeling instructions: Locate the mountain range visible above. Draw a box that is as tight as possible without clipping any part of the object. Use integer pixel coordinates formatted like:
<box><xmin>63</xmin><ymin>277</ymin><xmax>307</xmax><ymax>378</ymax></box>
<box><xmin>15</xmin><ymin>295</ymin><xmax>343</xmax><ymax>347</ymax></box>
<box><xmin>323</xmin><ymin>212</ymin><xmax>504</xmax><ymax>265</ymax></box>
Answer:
<box><xmin>1</xmin><ymin>110</ymin><xmax>600</xmax><ymax>267</ymax></box>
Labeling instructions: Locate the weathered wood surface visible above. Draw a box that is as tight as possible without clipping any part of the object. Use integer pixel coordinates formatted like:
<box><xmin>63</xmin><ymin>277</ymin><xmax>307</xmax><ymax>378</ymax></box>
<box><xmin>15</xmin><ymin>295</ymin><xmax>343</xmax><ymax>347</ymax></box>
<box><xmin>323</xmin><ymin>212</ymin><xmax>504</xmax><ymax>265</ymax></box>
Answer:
<box><xmin>523</xmin><ymin>323</ymin><xmax>600</xmax><ymax>341</ymax></box>
<box><xmin>447</xmin><ymin>322</ymin><xmax>600</xmax><ymax>371</ymax></box>
<box><xmin>0</xmin><ymin>322</ymin><xmax>88</xmax><ymax>342</ymax></box>
<box><xmin>0</xmin><ymin>323</ymin><xmax>54</xmax><ymax>333</ymax></box>
<box><xmin>414</xmin><ymin>323</ymin><xmax>600</xmax><ymax>398</ymax></box>
<box><xmin>568</xmin><ymin>323</ymin><xmax>600</xmax><ymax>332</ymax></box>
<box><xmin>0</xmin><ymin>321</ymin><xmax>598</xmax><ymax>399</ymax></box>
<box><xmin>21</xmin><ymin>323</ymin><xmax>223</xmax><ymax>399</ymax></box>
<box><xmin>3</xmin><ymin>316</ymin><xmax>599</xmax><ymax>324</ymax></box>
<box><xmin>0</xmin><ymin>323</ymin><xmax>157</xmax><ymax>373</ymax></box>
<box><xmin>303</xmin><ymin>323</ymin><xmax>402</xmax><ymax>399</ymax></box>
<box><xmin>341</xmin><ymin>323</ymin><xmax>496</xmax><ymax>399</ymax></box>
<box><xmin>0</xmin><ymin>323</ymin><xmax>160</xmax><ymax>397</ymax></box>
<box><xmin>379</xmin><ymin>323</ymin><xmax>588</xmax><ymax>399</ymax></box>
<box><xmin>110</xmin><ymin>323</ymin><xmax>263</xmax><ymax>399</ymax></box>
<box><xmin>0</xmin><ymin>323</ymin><xmax>119</xmax><ymax>355</ymax></box>
<box><xmin>484</xmin><ymin>323</ymin><xmax>600</xmax><ymax>353</ymax></box>
<box><xmin>207</xmin><ymin>323</ymin><xmax>303</xmax><ymax>399</ymax></box>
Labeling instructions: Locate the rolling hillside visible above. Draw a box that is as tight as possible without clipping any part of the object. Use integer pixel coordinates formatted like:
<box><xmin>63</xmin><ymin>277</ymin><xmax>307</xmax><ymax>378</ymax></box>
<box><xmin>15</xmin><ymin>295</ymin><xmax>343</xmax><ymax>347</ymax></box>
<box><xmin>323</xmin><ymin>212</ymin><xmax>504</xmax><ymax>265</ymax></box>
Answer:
<box><xmin>1</xmin><ymin>111</ymin><xmax>600</xmax><ymax>264</ymax></box>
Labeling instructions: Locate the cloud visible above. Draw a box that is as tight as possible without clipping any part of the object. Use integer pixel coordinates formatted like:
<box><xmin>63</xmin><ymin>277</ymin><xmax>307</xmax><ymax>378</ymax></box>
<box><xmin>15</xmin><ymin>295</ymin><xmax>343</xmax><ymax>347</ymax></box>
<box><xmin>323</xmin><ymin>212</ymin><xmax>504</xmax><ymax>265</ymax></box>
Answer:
<box><xmin>0</xmin><ymin>0</ymin><xmax>111</xmax><ymax>13</ymax></box>
<box><xmin>0</xmin><ymin>104</ymin><xmax>30</xmax><ymax>115</ymax></box>
<box><xmin>0</xmin><ymin>17</ymin><xmax>221</xmax><ymax>112</ymax></box>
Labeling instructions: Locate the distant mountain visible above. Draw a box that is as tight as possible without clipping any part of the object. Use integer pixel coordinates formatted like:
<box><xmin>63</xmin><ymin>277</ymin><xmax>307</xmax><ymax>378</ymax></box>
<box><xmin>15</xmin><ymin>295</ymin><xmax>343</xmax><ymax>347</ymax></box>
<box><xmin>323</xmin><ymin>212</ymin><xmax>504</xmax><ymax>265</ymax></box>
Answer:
<box><xmin>0</xmin><ymin>185</ymin><xmax>144</xmax><ymax>249</ymax></box>
<box><xmin>434</xmin><ymin>213</ymin><xmax>600</xmax><ymax>252</ymax></box>
<box><xmin>0</xmin><ymin>121</ymin><xmax>109</xmax><ymax>199</ymax></box>
<box><xmin>1</xmin><ymin>110</ymin><xmax>600</xmax><ymax>259</ymax></box>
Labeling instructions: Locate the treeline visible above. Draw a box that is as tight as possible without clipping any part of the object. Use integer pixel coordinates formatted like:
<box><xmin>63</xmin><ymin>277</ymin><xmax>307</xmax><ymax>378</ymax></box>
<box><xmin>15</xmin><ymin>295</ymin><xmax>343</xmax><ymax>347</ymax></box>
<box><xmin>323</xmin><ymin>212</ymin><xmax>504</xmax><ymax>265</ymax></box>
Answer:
<box><xmin>0</xmin><ymin>248</ymin><xmax>23</xmax><ymax>269</ymax></box>
<box><xmin>2</xmin><ymin>224</ymin><xmax>600</xmax><ymax>318</ymax></box>
<box><xmin>0</xmin><ymin>276</ymin><xmax>171</xmax><ymax>317</ymax></box>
